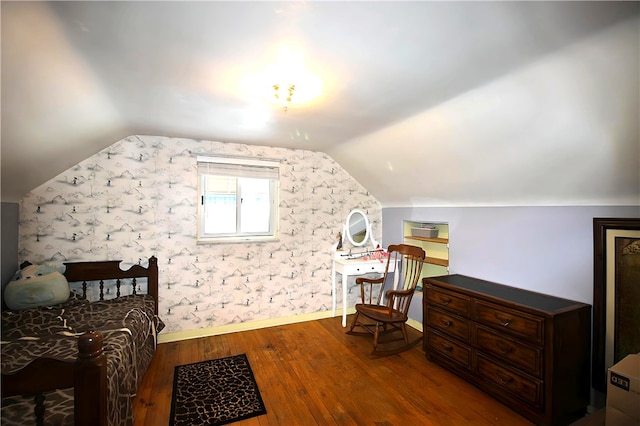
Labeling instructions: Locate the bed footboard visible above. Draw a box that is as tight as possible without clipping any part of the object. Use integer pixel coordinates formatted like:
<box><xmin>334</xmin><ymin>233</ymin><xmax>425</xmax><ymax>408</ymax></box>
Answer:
<box><xmin>1</xmin><ymin>332</ymin><xmax>107</xmax><ymax>426</ymax></box>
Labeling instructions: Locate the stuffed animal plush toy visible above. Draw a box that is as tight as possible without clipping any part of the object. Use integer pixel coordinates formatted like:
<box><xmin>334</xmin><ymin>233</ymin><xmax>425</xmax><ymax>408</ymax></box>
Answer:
<box><xmin>4</xmin><ymin>263</ymin><xmax>70</xmax><ymax>310</ymax></box>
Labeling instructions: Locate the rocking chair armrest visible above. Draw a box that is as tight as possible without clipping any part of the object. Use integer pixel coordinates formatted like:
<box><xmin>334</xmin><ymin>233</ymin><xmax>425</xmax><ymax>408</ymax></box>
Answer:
<box><xmin>385</xmin><ymin>288</ymin><xmax>415</xmax><ymax>306</ymax></box>
<box><xmin>385</xmin><ymin>288</ymin><xmax>414</xmax><ymax>298</ymax></box>
<box><xmin>355</xmin><ymin>276</ymin><xmax>384</xmax><ymax>285</ymax></box>
<box><xmin>384</xmin><ymin>288</ymin><xmax>416</xmax><ymax>317</ymax></box>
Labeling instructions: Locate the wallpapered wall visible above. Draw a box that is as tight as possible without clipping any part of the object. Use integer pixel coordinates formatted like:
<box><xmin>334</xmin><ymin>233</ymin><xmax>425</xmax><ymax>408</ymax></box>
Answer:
<box><xmin>18</xmin><ymin>135</ymin><xmax>382</xmax><ymax>334</ymax></box>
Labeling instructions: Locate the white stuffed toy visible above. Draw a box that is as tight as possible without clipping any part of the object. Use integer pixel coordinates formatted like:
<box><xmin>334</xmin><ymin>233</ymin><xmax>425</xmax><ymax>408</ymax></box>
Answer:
<box><xmin>4</xmin><ymin>264</ymin><xmax>70</xmax><ymax>310</ymax></box>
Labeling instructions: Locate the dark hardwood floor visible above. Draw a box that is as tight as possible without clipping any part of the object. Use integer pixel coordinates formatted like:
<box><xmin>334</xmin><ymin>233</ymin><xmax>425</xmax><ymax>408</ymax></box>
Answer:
<box><xmin>133</xmin><ymin>315</ymin><xmax>534</xmax><ymax>425</ymax></box>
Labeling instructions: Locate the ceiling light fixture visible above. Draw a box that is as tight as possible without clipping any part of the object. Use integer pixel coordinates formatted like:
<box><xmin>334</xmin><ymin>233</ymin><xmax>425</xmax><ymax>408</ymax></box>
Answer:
<box><xmin>240</xmin><ymin>44</ymin><xmax>322</xmax><ymax>111</ymax></box>
<box><xmin>272</xmin><ymin>46</ymin><xmax>300</xmax><ymax>112</ymax></box>
<box><xmin>269</xmin><ymin>45</ymin><xmax>321</xmax><ymax>112</ymax></box>
<box><xmin>273</xmin><ymin>83</ymin><xmax>295</xmax><ymax>112</ymax></box>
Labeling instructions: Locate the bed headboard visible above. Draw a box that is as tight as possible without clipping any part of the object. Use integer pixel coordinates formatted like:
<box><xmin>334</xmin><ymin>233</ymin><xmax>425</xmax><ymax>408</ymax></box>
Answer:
<box><xmin>63</xmin><ymin>256</ymin><xmax>158</xmax><ymax>315</ymax></box>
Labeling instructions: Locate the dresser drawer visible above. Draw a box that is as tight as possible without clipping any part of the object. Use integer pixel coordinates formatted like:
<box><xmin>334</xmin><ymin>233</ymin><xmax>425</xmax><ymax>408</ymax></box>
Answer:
<box><xmin>476</xmin><ymin>353</ymin><xmax>543</xmax><ymax>409</ymax></box>
<box><xmin>473</xmin><ymin>324</ymin><xmax>542</xmax><ymax>378</ymax></box>
<box><xmin>427</xmin><ymin>306</ymin><xmax>471</xmax><ymax>343</ymax></box>
<box><xmin>426</xmin><ymin>328</ymin><xmax>472</xmax><ymax>370</ymax></box>
<box><xmin>425</xmin><ymin>285</ymin><xmax>471</xmax><ymax>316</ymax></box>
<box><xmin>473</xmin><ymin>300</ymin><xmax>544</xmax><ymax>344</ymax></box>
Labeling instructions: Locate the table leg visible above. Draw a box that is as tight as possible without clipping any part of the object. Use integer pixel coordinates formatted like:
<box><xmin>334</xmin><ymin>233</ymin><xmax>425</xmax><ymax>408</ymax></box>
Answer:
<box><xmin>342</xmin><ymin>272</ymin><xmax>348</xmax><ymax>327</ymax></box>
<box><xmin>331</xmin><ymin>264</ymin><xmax>337</xmax><ymax>318</ymax></box>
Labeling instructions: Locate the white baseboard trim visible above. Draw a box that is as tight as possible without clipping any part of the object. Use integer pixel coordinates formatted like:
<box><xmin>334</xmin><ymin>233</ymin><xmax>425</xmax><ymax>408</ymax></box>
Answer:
<box><xmin>407</xmin><ymin>317</ymin><xmax>423</xmax><ymax>332</ymax></box>
<box><xmin>159</xmin><ymin>308</ymin><xmax>425</xmax><ymax>344</ymax></box>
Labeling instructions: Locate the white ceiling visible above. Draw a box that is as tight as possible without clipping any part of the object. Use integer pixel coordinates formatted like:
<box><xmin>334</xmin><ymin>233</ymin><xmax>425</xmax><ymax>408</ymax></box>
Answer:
<box><xmin>2</xmin><ymin>1</ymin><xmax>639</xmax><ymax>205</ymax></box>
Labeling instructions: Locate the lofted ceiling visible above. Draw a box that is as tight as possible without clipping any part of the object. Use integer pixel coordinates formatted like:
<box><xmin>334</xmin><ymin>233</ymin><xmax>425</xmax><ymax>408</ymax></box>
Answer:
<box><xmin>2</xmin><ymin>1</ymin><xmax>639</xmax><ymax>205</ymax></box>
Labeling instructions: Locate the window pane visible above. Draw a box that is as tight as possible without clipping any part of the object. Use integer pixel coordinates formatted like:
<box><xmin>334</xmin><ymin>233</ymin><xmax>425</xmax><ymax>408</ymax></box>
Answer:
<box><xmin>203</xmin><ymin>176</ymin><xmax>236</xmax><ymax>234</ymax></box>
<box><xmin>240</xmin><ymin>178</ymin><xmax>271</xmax><ymax>233</ymax></box>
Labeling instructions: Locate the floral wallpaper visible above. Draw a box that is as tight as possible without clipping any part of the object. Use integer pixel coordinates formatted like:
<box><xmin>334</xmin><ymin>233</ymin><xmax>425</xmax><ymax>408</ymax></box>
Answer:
<box><xmin>18</xmin><ymin>135</ymin><xmax>381</xmax><ymax>335</ymax></box>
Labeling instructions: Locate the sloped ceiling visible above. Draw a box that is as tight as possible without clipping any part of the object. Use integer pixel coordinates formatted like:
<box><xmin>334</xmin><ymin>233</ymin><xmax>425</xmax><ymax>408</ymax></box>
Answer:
<box><xmin>2</xmin><ymin>1</ymin><xmax>639</xmax><ymax>206</ymax></box>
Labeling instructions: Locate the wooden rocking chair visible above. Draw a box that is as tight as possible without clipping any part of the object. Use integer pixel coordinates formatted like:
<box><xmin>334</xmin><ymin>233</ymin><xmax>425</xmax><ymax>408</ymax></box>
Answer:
<box><xmin>347</xmin><ymin>244</ymin><xmax>426</xmax><ymax>356</ymax></box>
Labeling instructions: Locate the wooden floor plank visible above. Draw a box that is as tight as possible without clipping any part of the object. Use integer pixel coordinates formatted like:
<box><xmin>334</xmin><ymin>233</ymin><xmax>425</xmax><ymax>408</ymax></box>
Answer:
<box><xmin>134</xmin><ymin>315</ymin><xmax>534</xmax><ymax>426</ymax></box>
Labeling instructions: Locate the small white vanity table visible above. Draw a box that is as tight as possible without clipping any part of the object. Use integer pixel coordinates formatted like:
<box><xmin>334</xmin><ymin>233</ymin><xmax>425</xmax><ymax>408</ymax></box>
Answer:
<box><xmin>331</xmin><ymin>209</ymin><xmax>396</xmax><ymax>327</ymax></box>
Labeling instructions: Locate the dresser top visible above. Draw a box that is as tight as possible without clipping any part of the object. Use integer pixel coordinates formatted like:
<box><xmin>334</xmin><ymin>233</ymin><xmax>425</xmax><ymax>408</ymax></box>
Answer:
<box><xmin>425</xmin><ymin>274</ymin><xmax>590</xmax><ymax>314</ymax></box>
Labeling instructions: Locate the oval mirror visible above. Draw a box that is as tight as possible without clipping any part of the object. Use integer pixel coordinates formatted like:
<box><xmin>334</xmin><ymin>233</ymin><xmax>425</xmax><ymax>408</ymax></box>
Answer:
<box><xmin>345</xmin><ymin>209</ymin><xmax>370</xmax><ymax>247</ymax></box>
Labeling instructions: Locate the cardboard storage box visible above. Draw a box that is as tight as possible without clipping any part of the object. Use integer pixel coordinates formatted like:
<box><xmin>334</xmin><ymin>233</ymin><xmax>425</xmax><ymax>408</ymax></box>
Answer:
<box><xmin>606</xmin><ymin>353</ymin><xmax>640</xmax><ymax>425</ymax></box>
<box><xmin>411</xmin><ymin>226</ymin><xmax>438</xmax><ymax>238</ymax></box>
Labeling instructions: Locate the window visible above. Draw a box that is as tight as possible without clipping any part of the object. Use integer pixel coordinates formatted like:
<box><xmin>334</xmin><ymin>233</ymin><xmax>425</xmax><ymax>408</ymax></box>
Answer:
<box><xmin>197</xmin><ymin>156</ymin><xmax>280</xmax><ymax>243</ymax></box>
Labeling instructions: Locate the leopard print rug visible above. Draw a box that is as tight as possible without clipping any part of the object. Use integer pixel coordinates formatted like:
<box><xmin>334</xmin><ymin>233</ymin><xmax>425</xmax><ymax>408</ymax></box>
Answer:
<box><xmin>170</xmin><ymin>354</ymin><xmax>267</xmax><ymax>426</ymax></box>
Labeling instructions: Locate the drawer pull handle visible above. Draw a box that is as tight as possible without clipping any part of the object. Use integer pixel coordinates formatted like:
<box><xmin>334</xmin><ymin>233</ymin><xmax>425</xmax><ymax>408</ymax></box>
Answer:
<box><xmin>439</xmin><ymin>297</ymin><xmax>452</xmax><ymax>305</ymax></box>
<box><xmin>441</xmin><ymin>343</ymin><xmax>454</xmax><ymax>352</ymax></box>
<box><xmin>495</xmin><ymin>314</ymin><xmax>512</xmax><ymax>327</ymax></box>
<box><xmin>495</xmin><ymin>342</ymin><xmax>513</xmax><ymax>354</ymax></box>
<box><xmin>440</xmin><ymin>319</ymin><xmax>452</xmax><ymax>327</ymax></box>
<box><xmin>497</xmin><ymin>373</ymin><xmax>514</xmax><ymax>385</ymax></box>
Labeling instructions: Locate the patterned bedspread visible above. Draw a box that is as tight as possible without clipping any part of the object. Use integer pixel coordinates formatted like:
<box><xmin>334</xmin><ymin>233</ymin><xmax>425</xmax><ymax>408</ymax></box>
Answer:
<box><xmin>1</xmin><ymin>293</ymin><xmax>164</xmax><ymax>426</ymax></box>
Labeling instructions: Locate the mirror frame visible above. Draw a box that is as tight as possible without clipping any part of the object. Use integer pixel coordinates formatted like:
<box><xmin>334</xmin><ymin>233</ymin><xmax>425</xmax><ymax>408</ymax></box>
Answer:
<box><xmin>344</xmin><ymin>209</ymin><xmax>370</xmax><ymax>247</ymax></box>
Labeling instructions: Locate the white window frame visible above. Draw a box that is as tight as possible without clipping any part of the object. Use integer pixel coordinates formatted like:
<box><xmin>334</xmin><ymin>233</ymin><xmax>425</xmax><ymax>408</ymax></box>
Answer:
<box><xmin>197</xmin><ymin>155</ymin><xmax>280</xmax><ymax>243</ymax></box>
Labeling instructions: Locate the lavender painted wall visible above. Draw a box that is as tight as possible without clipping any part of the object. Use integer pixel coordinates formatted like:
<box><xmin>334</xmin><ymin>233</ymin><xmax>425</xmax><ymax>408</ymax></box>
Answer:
<box><xmin>383</xmin><ymin>206</ymin><xmax>640</xmax><ymax>321</ymax></box>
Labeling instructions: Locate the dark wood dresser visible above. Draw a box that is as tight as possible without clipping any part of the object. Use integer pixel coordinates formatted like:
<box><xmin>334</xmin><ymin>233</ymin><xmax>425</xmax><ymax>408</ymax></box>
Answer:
<box><xmin>423</xmin><ymin>274</ymin><xmax>591</xmax><ymax>426</ymax></box>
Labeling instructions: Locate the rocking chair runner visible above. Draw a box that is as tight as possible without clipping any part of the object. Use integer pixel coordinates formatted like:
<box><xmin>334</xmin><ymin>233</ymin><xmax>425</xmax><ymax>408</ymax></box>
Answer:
<box><xmin>347</xmin><ymin>244</ymin><xmax>426</xmax><ymax>355</ymax></box>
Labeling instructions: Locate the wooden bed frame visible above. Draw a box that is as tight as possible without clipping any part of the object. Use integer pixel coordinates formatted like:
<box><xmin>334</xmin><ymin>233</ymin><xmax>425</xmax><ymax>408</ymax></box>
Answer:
<box><xmin>1</xmin><ymin>256</ymin><xmax>159</xmax><ymax>426</ymax></box>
